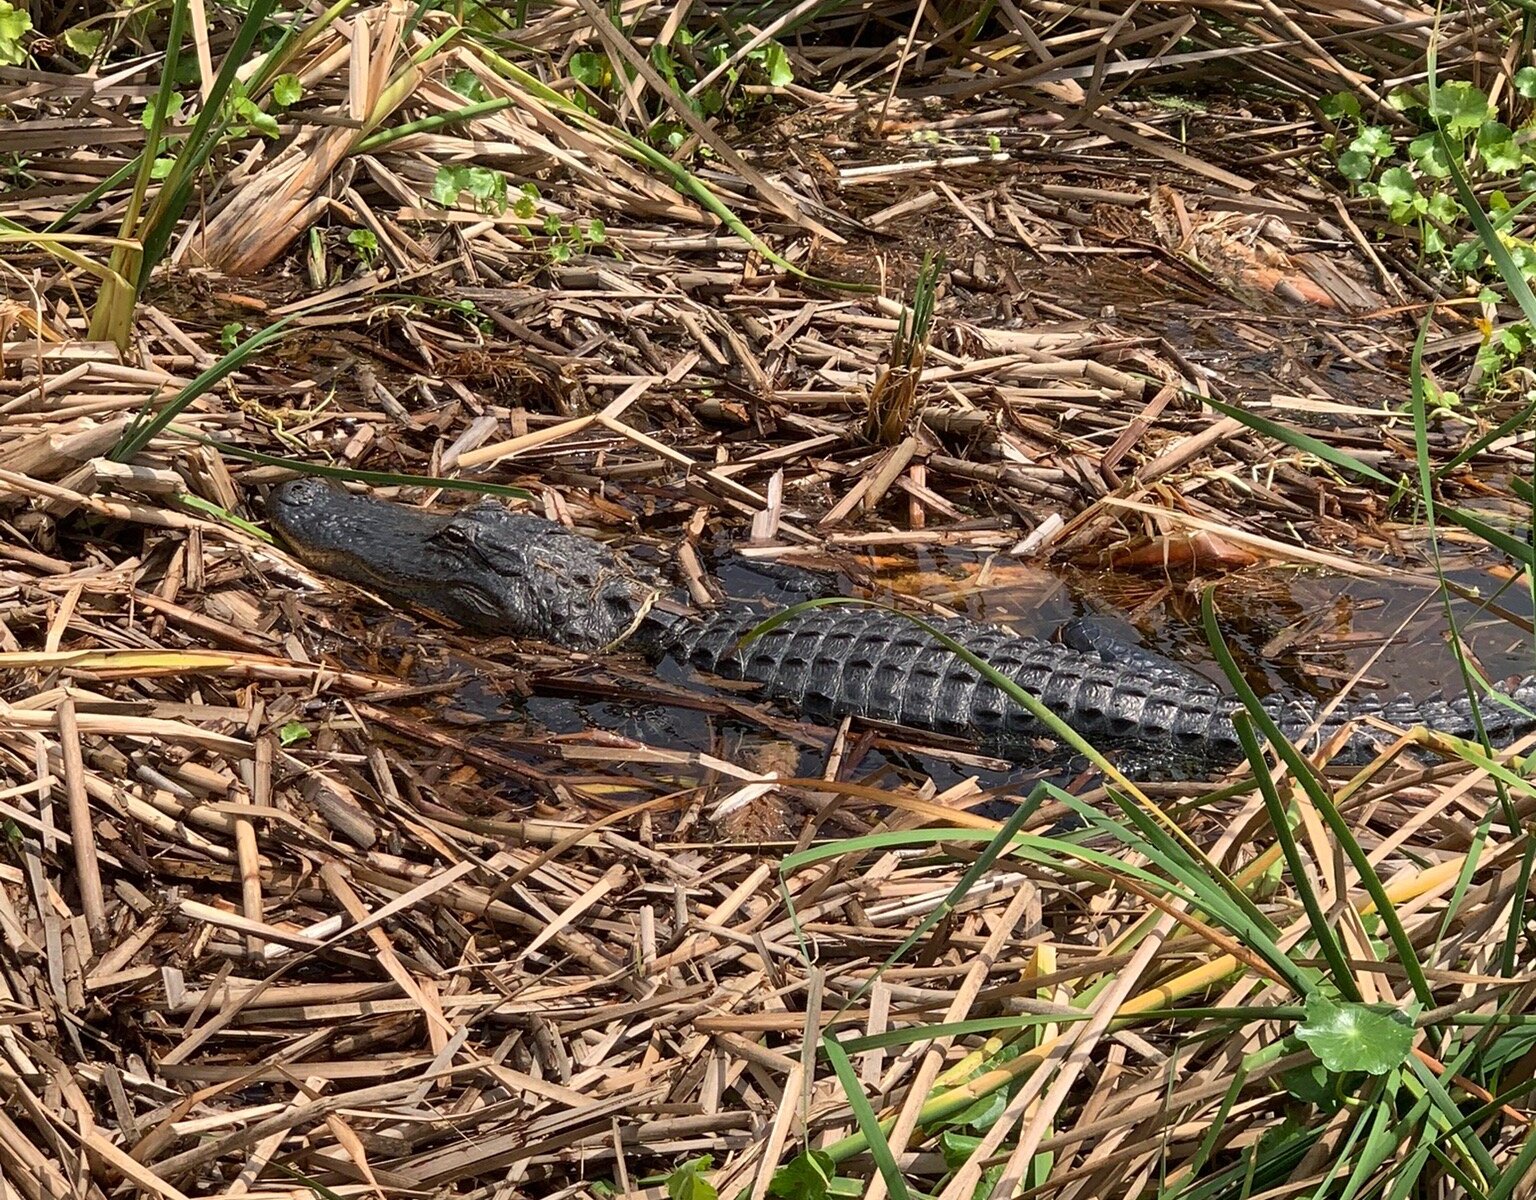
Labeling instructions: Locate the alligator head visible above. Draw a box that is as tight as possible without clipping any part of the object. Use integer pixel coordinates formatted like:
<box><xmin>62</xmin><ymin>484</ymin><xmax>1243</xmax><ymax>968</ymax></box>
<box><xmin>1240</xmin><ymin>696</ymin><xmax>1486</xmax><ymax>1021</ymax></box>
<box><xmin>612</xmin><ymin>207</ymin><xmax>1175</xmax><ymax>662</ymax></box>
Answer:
<box><xmin>266</xmin><ymin>478</ymin><xmax>656</xmax><ymax>650</ymax></box>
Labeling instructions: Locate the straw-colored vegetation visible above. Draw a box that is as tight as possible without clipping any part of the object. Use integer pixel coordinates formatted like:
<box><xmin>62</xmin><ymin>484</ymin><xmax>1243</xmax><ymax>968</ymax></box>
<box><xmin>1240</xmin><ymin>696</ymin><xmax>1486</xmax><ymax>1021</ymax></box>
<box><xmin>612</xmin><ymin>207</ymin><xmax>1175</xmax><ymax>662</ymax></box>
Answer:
<box><xmin>2</xmin><ymin>2</ymin><xmax>1536</xmax><ymax>1198</ymax></box>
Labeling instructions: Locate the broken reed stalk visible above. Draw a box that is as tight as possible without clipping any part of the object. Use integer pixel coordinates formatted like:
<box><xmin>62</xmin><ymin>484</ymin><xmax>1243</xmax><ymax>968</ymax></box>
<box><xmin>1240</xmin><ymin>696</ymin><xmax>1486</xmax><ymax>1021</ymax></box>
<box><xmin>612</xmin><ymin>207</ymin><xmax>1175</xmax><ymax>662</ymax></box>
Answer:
<box><xmin>865</xmin><ymin>251</ymin><xmax>940</xmax><ymax>446</ymax></box>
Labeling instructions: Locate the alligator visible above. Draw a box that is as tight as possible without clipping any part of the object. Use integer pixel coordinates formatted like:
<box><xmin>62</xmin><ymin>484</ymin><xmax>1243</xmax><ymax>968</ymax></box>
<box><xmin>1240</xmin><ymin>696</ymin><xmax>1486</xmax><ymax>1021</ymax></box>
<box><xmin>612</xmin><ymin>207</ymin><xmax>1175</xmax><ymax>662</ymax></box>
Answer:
<box><xmin>266</xmin><ymin>477</ymin><xmax>1536</xmax><ymax>776</ymax></box>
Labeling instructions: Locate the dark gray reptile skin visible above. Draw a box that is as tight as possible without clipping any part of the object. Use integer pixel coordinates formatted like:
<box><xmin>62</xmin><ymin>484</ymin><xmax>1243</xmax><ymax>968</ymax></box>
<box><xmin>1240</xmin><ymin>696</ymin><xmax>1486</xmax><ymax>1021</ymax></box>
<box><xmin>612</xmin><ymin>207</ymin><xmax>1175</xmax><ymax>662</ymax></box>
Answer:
<box><xmin>266</xmin><ymin>481</ymin><xmax>1536</xmax><ymax>775</ymax></box>
<box><xmin>656</xmin><ymin>602</ymin><xmax>1536</xmax><ymax>769</ymax></box>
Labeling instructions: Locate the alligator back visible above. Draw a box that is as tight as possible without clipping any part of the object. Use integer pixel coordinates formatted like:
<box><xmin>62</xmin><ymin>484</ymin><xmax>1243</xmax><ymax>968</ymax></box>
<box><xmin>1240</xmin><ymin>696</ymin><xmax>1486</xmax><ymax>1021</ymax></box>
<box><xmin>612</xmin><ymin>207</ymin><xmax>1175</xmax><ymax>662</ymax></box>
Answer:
<box><xmin>664</xmin><ymin>603</ymin><xmax>1244</xmax><ymax>762</ymax></box>
<box><xmin>663</xmin><ymin>602</ymin><xmax>1536</xmax><ymax>772</ymax></box>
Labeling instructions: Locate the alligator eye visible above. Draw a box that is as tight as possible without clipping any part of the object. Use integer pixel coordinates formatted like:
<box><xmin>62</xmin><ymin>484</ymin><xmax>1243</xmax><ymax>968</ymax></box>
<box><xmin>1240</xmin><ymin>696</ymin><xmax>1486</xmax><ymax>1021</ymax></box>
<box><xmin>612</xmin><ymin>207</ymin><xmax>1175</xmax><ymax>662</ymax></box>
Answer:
<box><xmin>438</xmin><ymin>525</ymin><xmax>472</xmax><ymax>548</ymax></box>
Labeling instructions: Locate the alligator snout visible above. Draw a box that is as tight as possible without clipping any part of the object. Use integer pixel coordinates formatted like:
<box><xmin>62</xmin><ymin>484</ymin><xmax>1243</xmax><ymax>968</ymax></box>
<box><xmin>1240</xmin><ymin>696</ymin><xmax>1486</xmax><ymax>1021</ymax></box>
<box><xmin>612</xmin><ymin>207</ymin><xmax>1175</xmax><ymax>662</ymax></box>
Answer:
<box><xmin>266</xmin><ymin>477</ymin><xmax>653</xmax><ymax>650</ymax></box>
<box><xmin>268</xmin><ymin>476</ymin><xmax>344</xmax><ymax>543</ymax></box>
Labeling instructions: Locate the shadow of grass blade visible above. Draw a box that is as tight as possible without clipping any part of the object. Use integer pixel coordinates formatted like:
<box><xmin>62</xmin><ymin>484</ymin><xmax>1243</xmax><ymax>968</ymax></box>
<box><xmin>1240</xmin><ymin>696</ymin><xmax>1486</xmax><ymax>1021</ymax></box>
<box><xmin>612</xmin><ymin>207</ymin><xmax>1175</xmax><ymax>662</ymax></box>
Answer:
<box><xmin>780</xmin><ymin>786</ymin><xmax>1046</xmax><ymax>1017</ymax></box>
<box><xmin>1404</xmin><ymin>302</ymin><xmax>1529</xmax><ymax>953</ymax></box>
<box><xmin>736</xmin><ymin>596</ymin><xmax>1141</xmax><ymax>793</ymax></box>
<box><xmin>462</xmin><ymin>40</ymin><xmax>877</xmax><ymax>295</ymax></box>
<box><xmin>167</xmin><ymin>433</ymin><xmax>533</xmax><ymax>502</ymax></box>
<box><xmin>1190</xmin><ymin>385</ymin><xmax>1535</xmax><ymax>575</ymax></box>
<box><xmin>111</xmin><ymin>315</ymin><xmax>298</xmax><ymax>461</ymax></box>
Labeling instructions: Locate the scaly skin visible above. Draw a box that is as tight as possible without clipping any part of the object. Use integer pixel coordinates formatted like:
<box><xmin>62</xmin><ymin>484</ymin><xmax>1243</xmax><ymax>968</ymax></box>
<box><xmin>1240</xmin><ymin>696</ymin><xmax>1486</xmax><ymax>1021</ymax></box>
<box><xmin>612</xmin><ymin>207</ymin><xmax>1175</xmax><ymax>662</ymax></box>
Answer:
<box><xmin>267</xmin><ymin>480</ymin><xmax>1536</xmax><ymax>773</ymax></box>
<box><xmin>660</xmin><ymin>602</ymin><xmax>1536</xmax><ymax>766</ymax></box>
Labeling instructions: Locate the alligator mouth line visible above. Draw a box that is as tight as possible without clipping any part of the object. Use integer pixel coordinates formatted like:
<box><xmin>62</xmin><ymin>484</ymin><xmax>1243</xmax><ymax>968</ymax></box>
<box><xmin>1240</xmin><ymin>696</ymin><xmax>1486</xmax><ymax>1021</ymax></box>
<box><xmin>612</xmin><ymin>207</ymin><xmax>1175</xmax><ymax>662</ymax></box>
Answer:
<box><xmin>266</xmin><ymin>476</ymin><xmax>656</xmax><ymax>648</ymax></box>
<box><xmin>267</xmin><ymin>480</ymin><xmax>459</xmax><ymax>599</ymax></box>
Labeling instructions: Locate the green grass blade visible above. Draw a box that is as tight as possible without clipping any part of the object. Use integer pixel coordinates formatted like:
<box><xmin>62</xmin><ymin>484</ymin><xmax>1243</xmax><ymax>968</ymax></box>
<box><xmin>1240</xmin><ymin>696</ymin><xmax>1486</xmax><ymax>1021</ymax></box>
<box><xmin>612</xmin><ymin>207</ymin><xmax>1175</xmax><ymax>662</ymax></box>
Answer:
<box><xmin>45</xmin><ymin>156</ymin><xmax>147</xmax><ymax>235</ymax></box>
<box><xmin>138</xmin><ymin>0</ymin><xmax>285</xmax><ymax>282</ymax></box>
<box><xmin>1438</xmin><ymin>128</ymin><xmax>1536</xmax><ymax>326</ymax></box>
<box><xmin>822</xmin><ymin>1033</ymin><xmax>912</xmax><ymax>1200</ymax></box>
<box><xmin>111</xmin><ymin>316</ymin><xmax>299</xmax><ymax>461</ymax></box>
<box><xmin>355</xmin><ymin>98</ymin><xmax>515</xmax><ymax>152</ymax></box>
<box><xmin>1438</xmin><ymin>393</ymin><xmax>1536</xmax><ymax>477</ymax></box>
<box><xmin>87</xmin><ymin>0</ymin><xmax>188</xmax><ymax>345</ymax></box>
<box><xmin>1229</xmin><ymin>714</ymin><xmax>1357</xmax><ymax>1000</ymax></box>
<box><xmin>1200</xmin><ymin>587</ymin><xmax>1436</xmax><ymax>1008</ymax></box>
<box><xmin>1194</xmin><ymin>385</ymin><xmax>1535</xmax><ymax>572</ymax></box>
<box><xmin>175</xmin><ymin>493</ymin><xmax>273</xmax><ymax>541</ymax></box>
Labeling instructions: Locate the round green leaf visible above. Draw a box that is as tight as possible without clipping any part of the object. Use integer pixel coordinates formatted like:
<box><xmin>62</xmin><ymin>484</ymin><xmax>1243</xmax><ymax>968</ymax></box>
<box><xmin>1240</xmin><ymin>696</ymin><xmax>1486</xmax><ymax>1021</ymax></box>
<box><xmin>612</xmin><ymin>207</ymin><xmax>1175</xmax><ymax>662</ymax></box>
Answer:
<box><xmin>1425</xmin><ymin>191</ymin><xmax>1461</xmax><ymax>223</ymax></box>
<box><xmin>570</xmin><ymin>50</ymin><xmax>609</xmax><ymax>89</ymax></box>
<box><xmin>142</xmin><ymin>89</ymin><xmax>185</xmax><ymax>131</ymax></box>
<box><xmin>1296</xmin><ymin>994</ymin><xmax>1414</xmax><ymax>1076</ymax></box>
<box><xmin>447</xmin><ymin>69</ymin><xmax>488</xmax><ymax>103</ymax></box>
<box><xmin>431</xmin><ymin>164</ymin><xmax>470</xmax><ymax>207</ymax></box>
<box><xmin>1478</xmin><ymin>120</ymin><xmax>1522</xmax><ymax>173</ymax></box>
<box><xmin>1349</xmin><ymin>125</ymin><xmax>1393</xmax><ymax>159</ymax></box>
<box><xmin>1516</xmin><ymin>66</ymin><xmax>1536</xmax><ymax>101</ymax></box>
<box><xmin>769</xmin><ymin>1151</ymin><xmax>833</xmax><ymax>1200</ymax></box>
<box><xmin>272</xmin><ymin>73</ymin><xmax>302</xmax><ymax>107</ymax></box>
<box><xmin>1377</xmin><ymin>166</ymin><xmax>1417</xmax><ymax>206</ymax></box>
<box><xmin>760</xmin><ymin>42</ymin><xmax>794</xmax><ymax>87</ymax></box>
<box><xmin>0</xmin><ymin>1</ymin><xmax>31</xmax><ymax>67</ymax></box>
<box><xmin>666</xmin><ymin>1156</ymin><xmax>717</xmax><ymax>1200</ymax></box>
<box><xmin>1320</xmin><ymin>91</ymin><xmax>1361</xmax><ymax>120</ymax></box>
<box><xmin>1409</xmin><ymin>134</ymin><xmax>1452</xmax><ymax>178</ymax></box>
<box><xmin>1280</xmin><ymin>1062</ymin><xmax>1341</xmax><ymax>1109</ymax></box>
<box><xmin>1337</xmin><ymin>149</ymin><xmax>1374</xmax><ymax>181</ymax></box>
<box><xmin>1430</xmin><ymin>80</ymin><xmax>1491</xmax><ymax>139</ymax></box>
<box><xmin>61</xmin><ymin>24</ymin><xmax>102</xmax><ymax>59</ymax></box>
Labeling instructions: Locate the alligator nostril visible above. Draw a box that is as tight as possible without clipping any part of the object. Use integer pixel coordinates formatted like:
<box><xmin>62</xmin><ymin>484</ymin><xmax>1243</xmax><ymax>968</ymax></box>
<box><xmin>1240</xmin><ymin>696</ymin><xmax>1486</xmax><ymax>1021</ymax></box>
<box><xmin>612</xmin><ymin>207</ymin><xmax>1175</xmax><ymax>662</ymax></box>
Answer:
<box><xmin>276</xmin><ymin>477</ymin><xmax>326</xmax><ymax>509</ymax></box>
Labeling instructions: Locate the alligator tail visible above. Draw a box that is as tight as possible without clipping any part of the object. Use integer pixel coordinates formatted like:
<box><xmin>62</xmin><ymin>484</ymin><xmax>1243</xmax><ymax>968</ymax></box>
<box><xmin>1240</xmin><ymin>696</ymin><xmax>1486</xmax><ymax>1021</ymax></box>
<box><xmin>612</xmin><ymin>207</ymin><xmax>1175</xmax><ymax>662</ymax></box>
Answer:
<box><xmin>1264</xmin><ymin>677</ymin><xmax>1536</xmax><ymax>765</ymax></box>
<box><xmin>665</xmin><ymin>602</ymin><xmax>1536</xmax><ymax>772</ymax></box>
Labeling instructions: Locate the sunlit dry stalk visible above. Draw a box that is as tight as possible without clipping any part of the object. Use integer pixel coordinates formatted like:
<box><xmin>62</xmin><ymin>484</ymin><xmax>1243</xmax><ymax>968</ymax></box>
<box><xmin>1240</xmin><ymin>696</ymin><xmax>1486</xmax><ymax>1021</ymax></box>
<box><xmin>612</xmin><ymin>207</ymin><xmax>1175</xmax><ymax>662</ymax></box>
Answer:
<box><xmin>865</xmin><ymin>251</ymin><xmax>940</xmax><ymax>446</ymax></box>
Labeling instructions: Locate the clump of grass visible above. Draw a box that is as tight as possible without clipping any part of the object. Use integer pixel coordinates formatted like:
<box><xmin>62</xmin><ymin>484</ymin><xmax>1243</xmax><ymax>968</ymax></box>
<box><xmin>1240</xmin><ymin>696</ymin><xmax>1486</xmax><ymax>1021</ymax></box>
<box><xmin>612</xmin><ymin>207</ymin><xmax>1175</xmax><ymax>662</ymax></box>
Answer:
<box><xmin>865</xmin><ymin>252</ymin><xmax>941</xmax><ymax>446</ymax></box>
<box><xmin>741</xmin><ymin>599</ymin><xmax>1536</xmax><ymax>1198</ymax></box>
